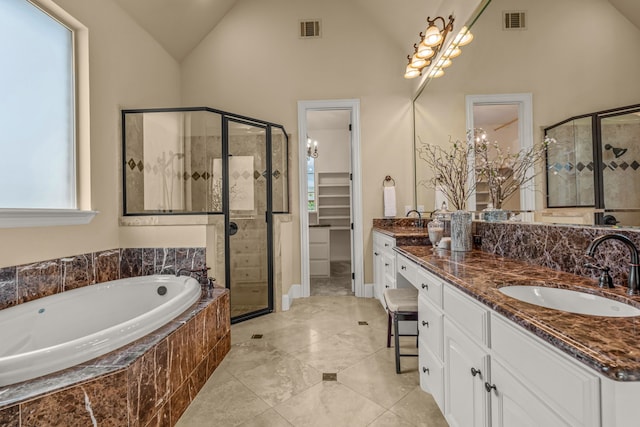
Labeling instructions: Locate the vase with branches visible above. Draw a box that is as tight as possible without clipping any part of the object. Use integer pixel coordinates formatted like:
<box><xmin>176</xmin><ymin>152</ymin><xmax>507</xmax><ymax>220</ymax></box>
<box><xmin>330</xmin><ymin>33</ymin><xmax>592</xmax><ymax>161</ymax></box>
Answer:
<box><xmin>416</xmin><ymin>136</ymin><xmax>476</xmax><ymax>211</ymax></box>
<box><xmin>472</xmin><ymin>129</ymin><xmax>554</xmax><ymax>210</ymax></box>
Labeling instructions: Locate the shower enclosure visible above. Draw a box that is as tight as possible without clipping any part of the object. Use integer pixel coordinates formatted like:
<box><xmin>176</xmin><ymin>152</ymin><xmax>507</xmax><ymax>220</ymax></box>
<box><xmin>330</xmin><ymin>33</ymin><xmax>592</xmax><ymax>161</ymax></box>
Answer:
<box><xmin>122</xmin><ymin>107</ymin><xmax>288</xmax><ymax>322</ymax></box>
<box><xmin>545</xmin><ymin>103</ymin><xmax>640</xmax><ymax>226</ymax></box>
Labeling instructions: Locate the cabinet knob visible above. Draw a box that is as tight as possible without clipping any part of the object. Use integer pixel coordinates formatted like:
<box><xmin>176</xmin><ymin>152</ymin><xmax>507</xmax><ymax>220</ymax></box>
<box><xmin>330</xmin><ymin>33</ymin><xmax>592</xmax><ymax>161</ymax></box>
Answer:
<box><xmin>422</xmin><ymin>366</ymin><xmax>429</xmax><ymax>374</ymax></box>
<box><xmin>374</xmin><ymin>252</ymin><xmax>379</xmax><ymax>256</ymax></box>
<box><xmin>422</xmin><ymin>320</ymin><xmax>429</xmax><ymax>327</ymax></box>
<box><xmin>385</xmin><ymin>263</ymin><xmax>389</xmax><ymax>267</ymax></box>
<box><xmin>470</xmin><ymin>367</ymin><xmax>481</xmax><ymax>377</ymax></box>
<box><xmin>421</xmin><ymin>283</ymin><xmax>428</xmax><ymax>290</ymax></box>
<box><xmin>385</xmin><ymin>285</ymin><xmax>390</xmax><ymax>288</ymax></box>
<box><xmin>401</xmin><ymin>265</ymin><xmax>406</xmax><ymax>270</ymax></box>
<box><xmin>484</xmin><ymin>382</ymin><xmax>497</xmax><ymax>393</ymax></box>
<box><xmin>384</xmin><ymin>243</ymin><xmax>389</xmax><ymax>247</ymax></box>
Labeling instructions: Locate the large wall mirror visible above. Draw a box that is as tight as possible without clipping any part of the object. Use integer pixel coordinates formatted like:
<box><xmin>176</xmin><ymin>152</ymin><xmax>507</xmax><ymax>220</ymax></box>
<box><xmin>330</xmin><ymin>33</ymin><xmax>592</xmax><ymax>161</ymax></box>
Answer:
<box><xmin>413</xmin><ymin>0</ymin><xmax>640</xmax><ymax>226</ymax></box>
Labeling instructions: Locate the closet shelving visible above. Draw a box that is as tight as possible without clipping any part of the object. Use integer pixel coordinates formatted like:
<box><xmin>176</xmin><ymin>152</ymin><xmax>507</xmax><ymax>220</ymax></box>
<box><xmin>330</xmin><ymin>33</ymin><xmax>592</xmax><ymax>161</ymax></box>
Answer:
<box><xmin>316</xmin><ymin>172</ymin><xmax>351</xmax><ymax>229</ymax></box>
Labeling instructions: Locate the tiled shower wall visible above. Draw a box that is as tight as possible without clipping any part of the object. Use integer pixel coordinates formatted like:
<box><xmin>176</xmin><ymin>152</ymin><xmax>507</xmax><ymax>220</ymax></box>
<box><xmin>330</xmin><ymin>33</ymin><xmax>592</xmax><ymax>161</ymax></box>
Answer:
<box><xmin>0</xmin><ymin>247</ymin><xmax>206</xmax><ymax>310</ymax></box>
<box><xmin>477</xmin><ymin>221</ymin><xmax>640</xmax><ymax>288</ymax></box>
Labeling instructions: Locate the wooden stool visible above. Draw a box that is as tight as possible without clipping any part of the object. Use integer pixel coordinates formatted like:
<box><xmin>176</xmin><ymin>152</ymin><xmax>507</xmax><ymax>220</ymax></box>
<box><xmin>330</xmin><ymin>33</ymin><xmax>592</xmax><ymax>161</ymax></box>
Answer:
<box><xmin>383</xmin><ymin>287</ymin><xmax>419</xmax><ymax>374</ymax></box>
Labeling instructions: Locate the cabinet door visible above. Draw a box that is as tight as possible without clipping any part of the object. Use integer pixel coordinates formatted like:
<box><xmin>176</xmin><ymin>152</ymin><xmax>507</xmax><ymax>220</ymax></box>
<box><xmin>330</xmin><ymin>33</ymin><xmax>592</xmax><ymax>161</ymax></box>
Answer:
<box><xmin>372</xmin><ymin>242</ymin><xmax>384</xmax><ymax>304</ymax></box>
<box><xmin>444</xmin><ymin>319</ymin><xmax>489</xmax><ymax>427</ymax></box>
<box><xmin>490</xmin><ymin>356</ymin><xmax>571</xmax><ymax>427</ymax></box>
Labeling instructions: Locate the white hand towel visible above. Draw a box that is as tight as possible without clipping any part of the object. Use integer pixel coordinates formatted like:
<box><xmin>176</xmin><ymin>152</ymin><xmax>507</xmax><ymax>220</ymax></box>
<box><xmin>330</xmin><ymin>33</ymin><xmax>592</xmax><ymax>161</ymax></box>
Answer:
<box><xmin>383</xmin><ymin>186</ymin><xmax>397</xmax><ymax>217</ymax></box>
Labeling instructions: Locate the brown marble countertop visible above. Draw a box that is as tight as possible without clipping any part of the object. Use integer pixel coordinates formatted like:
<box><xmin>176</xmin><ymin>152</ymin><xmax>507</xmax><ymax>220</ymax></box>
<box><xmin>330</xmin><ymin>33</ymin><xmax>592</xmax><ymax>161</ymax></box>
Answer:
<box><xmin>394</xmin><ymin>245</ymin><xmax>640</xmax><ymax>381</ymax></box>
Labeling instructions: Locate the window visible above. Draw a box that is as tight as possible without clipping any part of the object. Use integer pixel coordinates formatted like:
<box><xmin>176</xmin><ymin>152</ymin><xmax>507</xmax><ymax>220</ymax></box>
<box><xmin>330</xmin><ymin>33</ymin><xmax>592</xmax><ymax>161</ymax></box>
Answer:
<box><xmin>0</xmin><ymin>0</ymin><xmax>94</xmax><ymax>227</ymax></box>
<box><xmin>307</xmin><ymin>157</ymin><xmax>316</xmax><ymax>211</ymax></box>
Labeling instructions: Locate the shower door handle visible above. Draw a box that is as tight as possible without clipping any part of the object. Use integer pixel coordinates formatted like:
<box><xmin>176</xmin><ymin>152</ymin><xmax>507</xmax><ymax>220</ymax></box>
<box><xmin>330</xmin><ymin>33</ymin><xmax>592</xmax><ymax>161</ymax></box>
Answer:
<box><xmin>228</xmin><ymin>222</ymin><xmax>238</xmax><ymax>236</ymax></box>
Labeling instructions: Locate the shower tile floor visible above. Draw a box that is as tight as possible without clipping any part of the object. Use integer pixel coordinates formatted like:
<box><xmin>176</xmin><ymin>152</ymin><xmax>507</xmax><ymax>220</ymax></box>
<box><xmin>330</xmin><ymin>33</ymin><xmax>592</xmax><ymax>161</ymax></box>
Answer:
<box><xmin>176</xmin><ymin>295</ymin><xmax>448</xmax><ymax>427</ymax></box>
<box><xmin>311</xmin><ymin>261</ymin><xmax>353</xmax><ymax>296</ymax></box>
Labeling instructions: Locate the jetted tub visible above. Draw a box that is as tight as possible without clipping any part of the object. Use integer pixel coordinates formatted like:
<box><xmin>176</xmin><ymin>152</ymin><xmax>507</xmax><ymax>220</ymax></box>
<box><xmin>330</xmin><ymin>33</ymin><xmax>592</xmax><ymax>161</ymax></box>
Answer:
<box><xmin>0</xmin><ymin>274</ymin><xmax>201</xmax><ymax>387</ymax></box>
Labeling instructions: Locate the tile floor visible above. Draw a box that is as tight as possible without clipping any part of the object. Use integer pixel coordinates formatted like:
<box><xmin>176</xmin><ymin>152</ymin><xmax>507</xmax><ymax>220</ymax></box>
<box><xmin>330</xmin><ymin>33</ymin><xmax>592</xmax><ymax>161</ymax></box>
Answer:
<box><xmin>310</xmin><ymin>261</ymin><xmax>353</xmax><ymax>296</ymax></box>
<box><xmin>176</xmin><ymin>296</ymin><xmax>448</xmax><ymax>427</ymax></box>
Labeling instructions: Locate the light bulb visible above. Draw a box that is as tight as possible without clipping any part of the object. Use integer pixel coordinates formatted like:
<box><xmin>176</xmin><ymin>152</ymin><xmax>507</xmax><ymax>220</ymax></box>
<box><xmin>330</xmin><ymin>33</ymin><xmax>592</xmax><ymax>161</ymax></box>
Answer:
<box><xmin>436</xmin><ymin>58</ymin><xmax>452</xmax><ymax>68</ymax></box>
<box><xmin>444</xmin><ymin>45</ymin><xmax>461</xmax><ymax>59</ymax></box>
<box><xmin>454</xmin><ymin>26</ymin><xmax>474</xmax><ymax>46</ymax></box>
<box><xmin>416</xmin><ymin>44</ymin><xmax>435</xmax><ymax>59</ymax></box>
<box><xmin>404</xmin><ymin>65</ymin><xmax>420</xmax><ymax>79</ymax></box>
<box><xmin>423</xmin><ymin>24</ymin><xmax>443</xmax><ymax>47</ymax></box>
<box><xmin>427</xmin><ymin>67</ymin><xmax>444</xmax><ymax>78</ymax></box>
<box><xmin>410</xmin><ymin>54</ymin><xmax>428</xmax><ymax>69</ymax></box>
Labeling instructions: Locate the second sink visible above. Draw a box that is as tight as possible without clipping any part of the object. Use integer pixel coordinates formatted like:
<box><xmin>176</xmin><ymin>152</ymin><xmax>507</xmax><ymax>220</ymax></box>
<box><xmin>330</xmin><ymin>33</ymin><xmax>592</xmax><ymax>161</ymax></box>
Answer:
<box><xmin>498</xmin><ymin>285</ymin><xmax>640</xmax><ymax>317</ymax></box>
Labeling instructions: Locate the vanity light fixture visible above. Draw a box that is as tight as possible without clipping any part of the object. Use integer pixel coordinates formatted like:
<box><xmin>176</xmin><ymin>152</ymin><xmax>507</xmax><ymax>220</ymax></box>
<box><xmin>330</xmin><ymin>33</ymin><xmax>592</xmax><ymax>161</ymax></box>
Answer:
<box><xmin>403</xmin><ymin>17</ymin><xmax>474</xmax><ymax>80</ymax></box>
<box><xmin>307</xmin><ymin>137</ymin><xmax>318</xmax><ymax>158</ymax></box>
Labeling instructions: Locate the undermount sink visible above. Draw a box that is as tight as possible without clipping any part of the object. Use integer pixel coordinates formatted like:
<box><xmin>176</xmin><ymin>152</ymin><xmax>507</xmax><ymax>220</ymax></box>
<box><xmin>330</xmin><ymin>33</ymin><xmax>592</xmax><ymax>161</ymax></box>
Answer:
<box><xmin>498</xmin><ymin>285</ymin><xmax>640</xmax><ymax>317</ymax></box>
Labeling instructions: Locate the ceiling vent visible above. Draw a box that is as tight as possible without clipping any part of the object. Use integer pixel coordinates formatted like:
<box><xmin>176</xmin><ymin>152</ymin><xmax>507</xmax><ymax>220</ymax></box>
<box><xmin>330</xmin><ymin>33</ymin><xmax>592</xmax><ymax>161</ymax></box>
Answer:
<box><xmin>299</xmin><ymin>20</ymin><xmax>321</xmax><ymax>38</ymax></box>
<box><xmin>503</xmin><ymin>11</ymin><xmax>527</xmax><ymax>30</ymax></box>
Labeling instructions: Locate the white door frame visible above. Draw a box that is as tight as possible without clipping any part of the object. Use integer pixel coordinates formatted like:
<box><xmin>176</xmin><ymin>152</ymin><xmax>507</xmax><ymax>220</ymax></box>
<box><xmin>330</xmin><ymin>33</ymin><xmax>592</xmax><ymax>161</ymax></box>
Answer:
<box><xmin>297</xmin><ymin>99</ymin><xmax>364</xmax><ymax>298</ymax></box>
<box><xmin>465</xmin><ymin>93</ymin><xmax>535</xmax><ymax>216</ymax></box>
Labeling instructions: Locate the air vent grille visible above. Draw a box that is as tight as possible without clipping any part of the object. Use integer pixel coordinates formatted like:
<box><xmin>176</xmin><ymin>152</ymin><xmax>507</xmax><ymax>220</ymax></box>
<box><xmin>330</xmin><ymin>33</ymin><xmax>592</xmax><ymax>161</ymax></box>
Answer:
<box><xmin>503</xmin><ymin>11</ymin><xmax>526</xmax><ymax>30</ymax></box>
<box><xmin>300</xmin><ymin>20</ymin><xmax>321</xmax><ymax>38</ymax></box>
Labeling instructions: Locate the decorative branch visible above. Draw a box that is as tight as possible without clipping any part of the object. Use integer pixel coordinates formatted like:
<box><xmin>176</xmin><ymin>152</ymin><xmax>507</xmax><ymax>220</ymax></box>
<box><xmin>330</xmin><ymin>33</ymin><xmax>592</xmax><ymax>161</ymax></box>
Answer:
<box><xmin>472</xmin><ymin>129</ymin><xmax>555</xmax><ymax>209</ymax></box>
<box><xmin>416</xmin><ymin>135</ymin><xmax>476</xmax><ymax>211</ymax></box>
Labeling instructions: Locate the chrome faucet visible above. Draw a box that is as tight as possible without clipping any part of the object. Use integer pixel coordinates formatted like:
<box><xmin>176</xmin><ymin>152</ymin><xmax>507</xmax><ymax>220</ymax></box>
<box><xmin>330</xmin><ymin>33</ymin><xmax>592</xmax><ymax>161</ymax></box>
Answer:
<box><xmin>585</xmin><ymin>234</ymin><xmax>640</xmax><ymax>295</ymax></box>
<box><xmin>406</xmin><ymin>209</ymin><xmax>423</xmax><ymax>227</ymax></box>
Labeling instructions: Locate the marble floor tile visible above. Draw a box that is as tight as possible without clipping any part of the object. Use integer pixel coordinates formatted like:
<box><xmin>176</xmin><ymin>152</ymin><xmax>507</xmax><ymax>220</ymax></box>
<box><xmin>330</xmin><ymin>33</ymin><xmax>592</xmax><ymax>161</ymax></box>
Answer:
<box><xmin>291</xmin><ymin>334</ymin><xmax>373</xmax><ymax>373</ymax></box>
<box><xmin>389</xmin><ymin>386</ymin><xmax>448</xmax><ymax>427</ymax></box>
<box><xmin>262</xmin><ymin>324</ymin><xmax>329</xmax><ymax>353</ymax></box>
<box><xmin>233</xmin><ymin>354</ymin><xmax>322</xmax><ymax>406</ymax></box>
<box><xmin>335</xmin><ymin>324</ymin><xmax>387</xmax><ymax>354</ymax></box>
<box><xmin>339</xmin><ymin>349</ymin><xmax>419</xmax><ymax>409</ymax></box>
<box><xmin>177</xmin><ymin>296</ymin><xmax>449</xmax><ymax>427</ymax></box>
<box><xmin>237</xmin><ymin>409</ymin><xmax>293</xmax><ymax>427</ymax></box>
<box><xmin>367</xmin><ymin>410</ymin><xmax>417</xmax><ymax>427</ymax></box>
<box><xmin>274</xmin><ymin>381</ymin><xmax>385</xmax><ymax>427</ymax></box>
<box><xmin>175</xmin><ymin>369</ymin><xmax>269</xmax><ymax>427</ymax></box>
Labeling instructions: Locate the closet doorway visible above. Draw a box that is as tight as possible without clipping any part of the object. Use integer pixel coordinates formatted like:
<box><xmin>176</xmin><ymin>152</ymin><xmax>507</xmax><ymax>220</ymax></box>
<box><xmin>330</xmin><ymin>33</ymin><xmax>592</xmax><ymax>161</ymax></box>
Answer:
<box><xmin>298</xmin><ymin>100</ymin><xmax>363</xmax><ymax>298</ymax></box>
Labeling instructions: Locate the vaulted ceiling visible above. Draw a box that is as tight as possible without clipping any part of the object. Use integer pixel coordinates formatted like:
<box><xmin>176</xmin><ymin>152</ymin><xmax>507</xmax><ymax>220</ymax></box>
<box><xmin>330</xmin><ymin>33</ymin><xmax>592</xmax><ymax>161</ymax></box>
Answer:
<box><xmin>114</xmin><ymin>0</ymin><xmax>640</xmax><ymax>63</ymax></box>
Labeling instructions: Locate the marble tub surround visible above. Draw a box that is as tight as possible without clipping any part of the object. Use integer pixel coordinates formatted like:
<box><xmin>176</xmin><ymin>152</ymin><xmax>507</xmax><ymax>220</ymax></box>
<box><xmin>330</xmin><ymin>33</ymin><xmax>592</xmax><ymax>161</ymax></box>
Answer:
<box><xmin>476</xmin><ymin>221</ymin><xmax>640</xmax><ymax>289</ymax></box>
<box><xmin>0</xmin><ymin>247</ymin><xmax>206</xmax><ymax>310</ymax></box>
<box><xmin>395</xmin><ymin>245</ymin><xmax>640</xmax><ymax>381</ymax></box>
<box><xmin>0</xmin><ymin>288</ymin><xmax>230</xmax><ymax>426</ymax></box>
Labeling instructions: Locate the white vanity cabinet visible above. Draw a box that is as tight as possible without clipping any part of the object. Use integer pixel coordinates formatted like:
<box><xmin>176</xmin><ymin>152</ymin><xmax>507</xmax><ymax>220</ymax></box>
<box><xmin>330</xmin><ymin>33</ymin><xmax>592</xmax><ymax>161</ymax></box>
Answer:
<box><xmin>372</xmin><ymin>231</ymin><xmax>396</xmax><ymax>307</ymax></box>
<box><xmin>416</xmin><ymin>268</ymin><xmax>444</xmax><ymax>410</ymax></box>
<box><xmin>396</xmin><ymin>252</ymin><xmax>606</xmax><ymax>427</ymax></box>
<box><xmin>489</xmin><ymin>314</ymin><xmax>600</xmax><ymax>427</ymax></box>
<box><xmin>443</xmin><ymin>285</ymin><xmax>491</xmax><ymax>427</ymax></box>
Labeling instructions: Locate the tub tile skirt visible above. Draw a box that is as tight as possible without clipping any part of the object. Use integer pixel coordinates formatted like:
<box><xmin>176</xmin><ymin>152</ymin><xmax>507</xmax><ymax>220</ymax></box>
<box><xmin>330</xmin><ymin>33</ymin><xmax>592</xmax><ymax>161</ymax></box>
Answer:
<box><xmin>0</xmin><ymin>289</ymin><xmax>230</xmax><ymax>427</ymax></box>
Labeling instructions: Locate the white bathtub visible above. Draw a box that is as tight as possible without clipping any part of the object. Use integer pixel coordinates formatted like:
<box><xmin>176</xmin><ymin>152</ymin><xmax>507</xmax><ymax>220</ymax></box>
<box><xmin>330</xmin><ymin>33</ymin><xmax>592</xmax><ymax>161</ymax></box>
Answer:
<box><xmin>0</xmin><ymin>274</ymin><xmax>201</xmax><ymax>387</ymax></box>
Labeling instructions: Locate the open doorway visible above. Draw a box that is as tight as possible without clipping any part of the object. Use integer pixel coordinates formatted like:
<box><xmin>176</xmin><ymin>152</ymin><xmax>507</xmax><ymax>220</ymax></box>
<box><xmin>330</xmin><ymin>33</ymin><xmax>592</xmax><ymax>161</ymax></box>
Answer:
<box><xmin>465</xmin><ymin>93</ymin><xmax>535</xmax><ymax>218</ymax></box>
<box><xmin>307</xmin><ymin>110</ymin><xmax>352</xmax><ymax>295</ymax></box>
<box><xmin>297</xmin><ymin>99</ymin><xmax>364</xmax><ymax>299</ymax></box>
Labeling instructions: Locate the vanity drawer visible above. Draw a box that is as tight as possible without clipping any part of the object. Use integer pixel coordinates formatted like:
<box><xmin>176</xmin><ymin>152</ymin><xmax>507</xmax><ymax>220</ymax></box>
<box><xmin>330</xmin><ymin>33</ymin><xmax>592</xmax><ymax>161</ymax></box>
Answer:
<box><xmin>396</xmin><ymin>254</ymin><xmax>417</xmax><ymax>284</ymax></box>
<box><xmin>443</xmin><ymin>285</ymin><xmax>490</xmax><ymax>347</ymax></box>
<box><xmin>419</xmin><ymin>343</ymin><xmax>444</xmax><ymax>412</ymax></box>
<box><xmin>418</xmin><ymin>294</ymin><xmax>443</xmax><ymax>360</ymax></box>
<box><xmin>416</xmin><ymin>268</ymin><xmax>443</xmax><ymax>307</ymax></box>
<box><xmin>377</xmin><ymin>233</ymin><xmax>395</xmax><ymax>251</ymax></box>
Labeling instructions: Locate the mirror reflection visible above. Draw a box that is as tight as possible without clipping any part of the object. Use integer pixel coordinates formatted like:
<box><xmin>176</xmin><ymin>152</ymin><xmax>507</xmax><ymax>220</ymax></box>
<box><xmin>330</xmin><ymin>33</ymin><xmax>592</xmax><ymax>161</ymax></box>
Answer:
<box><xmin>413</xmin><ymin>0</ymin><xmax>640</xmax><ymax>226</ymax></box>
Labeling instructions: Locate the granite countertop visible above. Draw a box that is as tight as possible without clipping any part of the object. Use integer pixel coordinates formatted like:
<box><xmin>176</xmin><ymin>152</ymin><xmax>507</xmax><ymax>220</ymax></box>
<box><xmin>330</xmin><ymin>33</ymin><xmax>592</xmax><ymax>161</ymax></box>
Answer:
<box><xmin>393</xmin><ymin>244</ymin><xmax>640</xmax><ymax>381</ymax></box>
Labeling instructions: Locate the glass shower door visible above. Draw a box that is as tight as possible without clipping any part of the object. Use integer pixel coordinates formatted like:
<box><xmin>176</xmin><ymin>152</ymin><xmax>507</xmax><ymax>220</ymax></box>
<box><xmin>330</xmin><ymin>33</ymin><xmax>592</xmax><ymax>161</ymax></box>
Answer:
<box><xmin>225</xmin><ymin>118</ymin><xmax>272</xmax><ymax>321</ymax></box>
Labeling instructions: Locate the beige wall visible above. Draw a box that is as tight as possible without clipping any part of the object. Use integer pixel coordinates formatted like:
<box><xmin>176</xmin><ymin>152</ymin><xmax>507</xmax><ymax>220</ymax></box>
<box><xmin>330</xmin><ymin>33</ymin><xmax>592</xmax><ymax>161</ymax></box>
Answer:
<box><xmin>180</xmin><ymin>0</ymin><xmax>417</xmax><ymax>288</ymax></box>
<box><xmin>415</xmin><ymin>0</ymin><xmax>640</xmax><ymax>211</ymax></box>
<box><xmin>0</xmin><ymin>0</ymin><xmax>182</xmax><ymax>268</ymax></box>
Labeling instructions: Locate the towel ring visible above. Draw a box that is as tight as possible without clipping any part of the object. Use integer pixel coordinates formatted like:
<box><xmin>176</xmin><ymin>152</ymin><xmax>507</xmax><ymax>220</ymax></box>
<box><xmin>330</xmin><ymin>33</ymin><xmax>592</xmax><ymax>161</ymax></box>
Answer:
<box><xmin>383</xmin><ymin>175</ymin><xmax>395</xmax><ymax>187</ymax></box>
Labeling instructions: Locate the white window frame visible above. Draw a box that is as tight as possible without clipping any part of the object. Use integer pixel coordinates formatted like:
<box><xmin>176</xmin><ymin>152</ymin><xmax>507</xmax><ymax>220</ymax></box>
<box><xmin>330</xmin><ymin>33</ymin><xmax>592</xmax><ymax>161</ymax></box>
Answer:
<box><xmin>0</xmin><ymin>0</ymin><xmax>96</xmax><ymax>228</ymax></box>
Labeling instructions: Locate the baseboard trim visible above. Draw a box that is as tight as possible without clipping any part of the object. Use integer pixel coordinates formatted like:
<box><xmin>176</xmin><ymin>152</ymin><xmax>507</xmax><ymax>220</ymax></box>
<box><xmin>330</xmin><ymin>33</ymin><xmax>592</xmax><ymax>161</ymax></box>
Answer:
<box><xmin>282</xmin><ymin>284</ymin><xmax>302</xmax><ymax>311</ymax></box>
<box><xmin>364</xmin><ymin>283</ymin><xmax>374</xmax><ymax>298</ymax></box>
